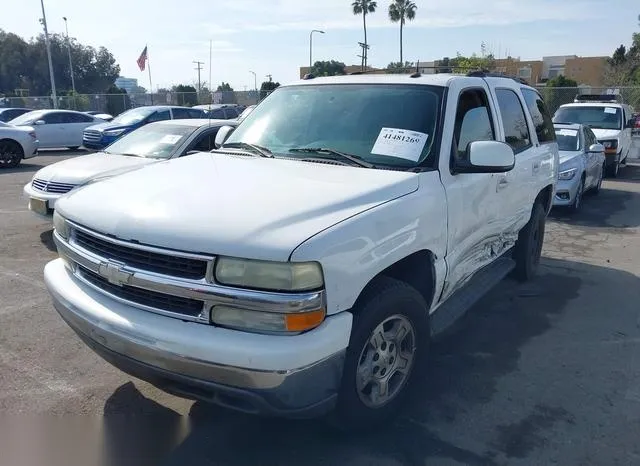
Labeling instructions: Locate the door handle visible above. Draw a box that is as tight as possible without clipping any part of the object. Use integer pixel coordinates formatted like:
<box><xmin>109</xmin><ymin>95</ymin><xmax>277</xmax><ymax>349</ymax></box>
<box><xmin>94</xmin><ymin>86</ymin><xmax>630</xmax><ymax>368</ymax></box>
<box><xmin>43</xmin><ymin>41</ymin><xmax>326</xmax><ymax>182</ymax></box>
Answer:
<box><xmin>497</xmin><ymin>177</ymin><xmax>509</xmax><ymax>192</ymax></box>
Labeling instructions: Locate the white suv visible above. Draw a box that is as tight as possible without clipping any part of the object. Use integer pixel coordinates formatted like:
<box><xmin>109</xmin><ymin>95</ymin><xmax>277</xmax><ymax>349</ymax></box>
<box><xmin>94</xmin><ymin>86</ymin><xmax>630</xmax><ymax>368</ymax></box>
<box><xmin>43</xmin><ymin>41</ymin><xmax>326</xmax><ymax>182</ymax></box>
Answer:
<box><xmin>553</xmin><ymin>95</ymin><xmax>635</xmax><ymax>177</ymax></box>
<box><xmin>44</xmin><ymin>73</ymin><xmax>558</xmax><ymax>428</ymax></box>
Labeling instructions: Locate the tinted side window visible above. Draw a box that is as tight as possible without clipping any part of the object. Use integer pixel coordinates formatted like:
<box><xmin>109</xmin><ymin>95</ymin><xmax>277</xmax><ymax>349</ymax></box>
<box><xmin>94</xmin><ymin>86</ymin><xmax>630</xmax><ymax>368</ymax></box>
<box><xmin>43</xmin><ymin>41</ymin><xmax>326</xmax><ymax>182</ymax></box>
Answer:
<box><xmin>521</xmin><ymin>89</ymin><xmax>555</xmax><ymax>144</ymax></box>
<box><xmin>225</xmin><ymin>108</ymin><xmax>239</xmax><ymax>118</ymax></box>
<box><xmin>496</xmin><ymin>89</ymin><xmax>531</xmax><ymax>153</ymax></box>
<box><xmin>209</xmin><ymin>109</ymin><xmax>225</xmax><ymax>119</ymax></box>
<box><xmin>585</xmin><ymin>127</ymin><xmax>597</xmax><ymax>148</ymax></box>
<box><xmin>148</xmin><ymin>109</ymin><xmax>170</xmax><ymax>122</ymax></box>
<box><xmin>452</xmin><ymin>88</ymin><xmax>495</xmax><ymax>161</ymax></box>
<box><xmin>171</xmin><ymin>108</ymin><xmax>190</xmax><ymax>119</ymax></box>
<box><xmin>191</xmin><ymin>129</ymin><xmax>219</xmax><ymax>152</ymax></box>
<box><xmin>189</xmin><ymin>109</ymin><xmax>205</xmax><ymax>118</ymax></box>
<box><xmin>43</xmin><ymin>112</ymin><xmax>69</xmax><ymax>124</ymax></box>
<box><xmin>68</xmin><ymin>113</ymin><xmax>94</xmax><ymax>123</ymax></box>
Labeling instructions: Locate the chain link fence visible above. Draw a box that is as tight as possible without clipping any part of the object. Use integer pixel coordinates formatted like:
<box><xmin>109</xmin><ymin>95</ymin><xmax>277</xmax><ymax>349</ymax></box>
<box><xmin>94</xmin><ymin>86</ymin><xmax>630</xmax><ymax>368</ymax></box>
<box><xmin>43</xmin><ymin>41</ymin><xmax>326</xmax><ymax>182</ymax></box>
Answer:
<box><xmin>0</xmin><ymin>90</ymin><xmax>270</xmax><ymax>116</ymax></box>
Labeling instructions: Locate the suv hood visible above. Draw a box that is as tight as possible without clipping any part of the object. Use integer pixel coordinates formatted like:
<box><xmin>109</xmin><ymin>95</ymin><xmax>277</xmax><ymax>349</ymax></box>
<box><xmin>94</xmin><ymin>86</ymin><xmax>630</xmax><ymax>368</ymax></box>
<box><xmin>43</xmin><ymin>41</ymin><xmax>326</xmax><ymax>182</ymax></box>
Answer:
<box><xmin>33</xmin><ymin>152</ymin><xmax>156</xmax><ymax>185</ymax></box>
<box><xmin>591</xmin><ymin>128</ymin><xmax>621</xmax><ymax>140</ymax></box>
<box><xmin>57</xmin><ymin>153</ymin><xmax>419</xmax><ymax>261</ymax></box>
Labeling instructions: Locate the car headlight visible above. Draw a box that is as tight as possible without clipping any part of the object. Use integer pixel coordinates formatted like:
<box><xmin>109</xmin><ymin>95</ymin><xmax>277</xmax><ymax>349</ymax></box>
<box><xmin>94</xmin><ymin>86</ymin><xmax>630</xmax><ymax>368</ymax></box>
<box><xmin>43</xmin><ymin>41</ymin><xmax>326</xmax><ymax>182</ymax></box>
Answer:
<box><xmin>600</xmin><ymin>140</ymin><xmax>618</xmax><ymax>151</ymax></box>
<box><xmin>103</xmin><ymin>129</ymin><xmax>125</xmax><ymax>137</ymax></box>
<box><xmin>53</xmin><ymin>211</ymin><xmax>70</xmax><ymax>239</ymax></box>
<box><xmin>215</xmin><ymin>257</ymin><xmax>324</xmax><ymax>291</ymax></box>
<box><xmin>211</xmin><ymin>305</ymin><xmax>326</xmax><ymax>334</ymax></box>
<box><xmin>558</xmin><ymin>168</ymin><xmax>577</xmax><ymax>180</ymax></box>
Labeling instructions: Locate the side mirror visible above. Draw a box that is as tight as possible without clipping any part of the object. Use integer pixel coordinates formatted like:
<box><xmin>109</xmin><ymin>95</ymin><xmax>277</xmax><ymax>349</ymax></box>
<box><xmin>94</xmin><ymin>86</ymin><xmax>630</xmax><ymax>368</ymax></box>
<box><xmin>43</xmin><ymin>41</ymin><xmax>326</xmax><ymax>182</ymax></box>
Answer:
<box><xmin>454</xmin><ymin>141</ymin><xmax>515</xmax><ymax>174</ymax></box>
<box><xmin>214</xmin><ymin>125</ymin><xmax>235</xmax><ymax>149</ymax></box>
<box><xmin>34</xmin><ymin>120</ymin><xmax>46</xmax><ymax>126</ymax></box>
<box><xmin>588</xmin><ymin>143</ymin><xmax>604</xmax><ymax>153</ymax></box>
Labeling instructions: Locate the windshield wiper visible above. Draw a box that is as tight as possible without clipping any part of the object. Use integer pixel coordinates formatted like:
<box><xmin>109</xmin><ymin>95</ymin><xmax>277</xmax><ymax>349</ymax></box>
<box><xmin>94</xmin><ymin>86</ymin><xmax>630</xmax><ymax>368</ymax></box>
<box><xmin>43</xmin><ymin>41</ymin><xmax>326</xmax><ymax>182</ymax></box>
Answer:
<box><xmin>221</xmin><ymin>142</ymin><xmax>273</xmax><ymax>158</ymax></box>
<box><xmin>288</xmin><ymin>147</ymin><xmax>374</xmax><ymax>168</ymax></box>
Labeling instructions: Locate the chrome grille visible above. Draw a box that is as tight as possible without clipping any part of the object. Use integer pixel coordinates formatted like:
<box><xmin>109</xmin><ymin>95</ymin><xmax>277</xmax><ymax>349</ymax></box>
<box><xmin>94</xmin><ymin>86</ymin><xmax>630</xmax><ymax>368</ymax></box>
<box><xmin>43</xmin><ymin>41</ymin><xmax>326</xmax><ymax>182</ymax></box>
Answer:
<box><xmin>32</xmin><ymin>179</ymin><xmax>76</xmax><ymax>194</ymax></box>
<box><xmin>73</xmin><ymin>228</ymin><xmax>208</xmax><ymax>280</ymax></box>
<box><xmin>78</xmin><ymin>266</ymin><xmax>205</xmax><ymax>317</ymax></box>
<box><xmin>83</xmin><ymin>130</ymin><xmax>102</xmax><ymax>143</ymax></box>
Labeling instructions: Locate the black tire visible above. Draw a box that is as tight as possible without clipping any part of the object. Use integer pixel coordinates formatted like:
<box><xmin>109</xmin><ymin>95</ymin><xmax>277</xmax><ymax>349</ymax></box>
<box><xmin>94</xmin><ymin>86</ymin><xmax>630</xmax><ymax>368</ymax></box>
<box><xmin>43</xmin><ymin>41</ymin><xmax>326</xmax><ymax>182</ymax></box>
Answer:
<box><xmin>329</xmin><ymin>276</ymin><xmax>430</xmax><ymax>431</ymax></box>
<box><xmin>592</xmin><ymin>163</ymin><xmax>604</xmax><ymax>195</ymax></box>
<box><xmin>67</xmin><ymin>146</ymin><xmax>80</xmax><ymax>151</ymax></box>
<box><xmin>606</xmin><ymin>158</ymin><xmax>620</xmax><ymax>178</ymax></box>
<box><xmin>0</xmin><ymin>139</ymin><xmax>24</xmax><ymax>168</ymax></box>
<box><xmin>513</xmin><ymin>202</ymin><xmax>546</xmax><ymax>282</ymax></box>
<box><xmin>568</xmin><ymin>176</ymin><xmax>584</xmax><ymax>213</ymax></box>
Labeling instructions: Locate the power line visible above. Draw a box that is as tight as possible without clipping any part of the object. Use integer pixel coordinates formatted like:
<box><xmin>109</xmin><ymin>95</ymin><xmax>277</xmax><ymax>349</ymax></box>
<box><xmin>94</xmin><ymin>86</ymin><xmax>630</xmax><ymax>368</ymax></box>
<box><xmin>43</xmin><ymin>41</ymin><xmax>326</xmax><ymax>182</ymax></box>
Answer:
<box><xmin>193</xmin><ymin>60</ymin><xmax>204</xmax><ymax>92</ymax></box>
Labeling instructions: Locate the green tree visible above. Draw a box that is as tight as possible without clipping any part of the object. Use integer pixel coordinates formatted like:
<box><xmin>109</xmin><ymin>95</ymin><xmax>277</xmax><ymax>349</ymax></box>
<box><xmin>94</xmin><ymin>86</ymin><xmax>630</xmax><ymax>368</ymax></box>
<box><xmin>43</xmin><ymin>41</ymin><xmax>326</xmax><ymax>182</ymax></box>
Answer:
<box><xmin>352</xmin><ymin>0</ymin><xmax>377</xmax><ymax>68</ymax></box>
<box><xmin>605</xmin><ymin>15</ymin><xmax>640</xmax><ymax>86</ymax></box>
<box><xmin>172</xmin><ymin>84</ymin><xmax>198</xmax><ymax>106</ymax></box>
<box><xmin>105</xmin><ymin>85</ymin><xmax>130</xmax><ymax>116</ymax></box>
<box><xmin>385</xmin><ymin>61</ymin><xmax>415</xmax><ymax>73</ymax></box>
<box><xmin>388</xmin><ymin>0</ymin><xmax>416</xmax><ymax>65</ymax></box>
<box><xmin>310</xmin><ymin>60</ymin><xmax>347</xmax><ymax>76</ymax></box>
<box><xmin>216</xmin><ymin>82</ymin><xmax>234</xmax><ymax>92</ymax></box>
<box><xmin>541</xmin><ymin>76</ymin><xmax>579</xmax><ymax>115</ymax></box>
<box><xmin>260</xmin><ymin>80</ymin><xmax>280</xmax><ymax>100</ymax></box>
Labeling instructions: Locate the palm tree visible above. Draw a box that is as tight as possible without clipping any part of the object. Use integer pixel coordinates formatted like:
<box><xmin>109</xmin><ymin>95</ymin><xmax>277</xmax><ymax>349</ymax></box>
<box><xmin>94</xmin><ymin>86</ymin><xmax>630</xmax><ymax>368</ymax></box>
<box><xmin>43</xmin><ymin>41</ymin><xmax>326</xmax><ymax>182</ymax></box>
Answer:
<box><xmin>388</xmin><ymin>0</ymin><xmax>417</xmax><ymax>65</ymax></box>
<box><xmin>352</xmin><ymin>0</ymin><xmax>377</xmax><ymax>68</ymax></box>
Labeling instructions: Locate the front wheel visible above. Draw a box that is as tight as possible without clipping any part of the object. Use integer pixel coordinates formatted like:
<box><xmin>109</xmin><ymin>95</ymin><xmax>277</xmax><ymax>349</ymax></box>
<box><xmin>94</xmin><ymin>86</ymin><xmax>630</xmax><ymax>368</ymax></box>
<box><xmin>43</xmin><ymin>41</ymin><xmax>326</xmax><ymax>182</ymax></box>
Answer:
<box><xmin>592</xmin><ymin>163</ymin><xmax>604</xmax><ymax>195</ymax></box>
<box><xmin>330</xmin><ymin>277</ymin><xmax>429</xmax><ymax>430</ymax></box>
<box><xmin>568</xmin><ymin>177</ymin><xmax>584</xmax><ymax>213</ymax></box>
<box><xmin>0</xmin><ymin>140</ymin><xmax>24</xmax><ymax>168</ymax></box>
<box><xmin>513</xmin><ymin>202</ymin><xmax>546</xmax><ymax>282</ymax></box>
<box><xmin>607</xmin><ymin>158</ymin><xmax>620</xmax><ymax>178</ymax></box>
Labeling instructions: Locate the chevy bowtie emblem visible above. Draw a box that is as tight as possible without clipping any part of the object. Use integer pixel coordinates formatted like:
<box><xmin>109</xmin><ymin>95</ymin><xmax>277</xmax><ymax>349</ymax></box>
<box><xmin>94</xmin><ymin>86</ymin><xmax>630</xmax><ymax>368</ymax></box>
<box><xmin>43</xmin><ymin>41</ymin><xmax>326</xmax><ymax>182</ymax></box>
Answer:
<box><xmin>98</xmin><ymin>260</ymin><xmax>132</xmax><ymax>286</ymax></box>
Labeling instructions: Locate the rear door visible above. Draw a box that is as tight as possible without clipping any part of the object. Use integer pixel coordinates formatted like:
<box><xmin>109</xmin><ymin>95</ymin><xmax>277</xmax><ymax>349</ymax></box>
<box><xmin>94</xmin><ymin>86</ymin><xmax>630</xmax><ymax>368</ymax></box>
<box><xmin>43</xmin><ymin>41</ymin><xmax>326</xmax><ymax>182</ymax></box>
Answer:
<box><xmin>38</xmin><ymin>112</ymin><xmax>68</xmax><ymax>148</ymax></box>
<box><xmin>66</xmin><ymin>112</ymin><xmax>97</xmax><ymax>146</ymax></box>
<box><xmin>148</xmin><ymin>109</ymin><xmax>171</xmax><ymax>123</ymax></box>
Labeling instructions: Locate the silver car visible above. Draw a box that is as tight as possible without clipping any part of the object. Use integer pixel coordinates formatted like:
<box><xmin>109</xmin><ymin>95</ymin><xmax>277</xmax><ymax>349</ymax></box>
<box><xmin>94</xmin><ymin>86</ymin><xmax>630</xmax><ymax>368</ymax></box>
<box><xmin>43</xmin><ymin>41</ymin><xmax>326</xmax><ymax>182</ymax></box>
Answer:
<box><xmin>553</xmin><ymin>123</ymin><xmax>606</xmax><ymax>212</ymax></box>
<box><xmin>0</xmin><ymin>121</ymin><xmax>39</xmax><ymax>168</ymax></box>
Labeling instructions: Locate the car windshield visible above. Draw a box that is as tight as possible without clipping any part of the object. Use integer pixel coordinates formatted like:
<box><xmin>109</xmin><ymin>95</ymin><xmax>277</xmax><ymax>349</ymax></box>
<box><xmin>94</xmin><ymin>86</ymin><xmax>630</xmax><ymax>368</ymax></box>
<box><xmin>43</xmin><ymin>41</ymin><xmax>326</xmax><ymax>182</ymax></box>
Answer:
<box><xmin>554</xmin><ymin>128</ymin><xmax>580</xmax><ymax>151</ymax></box>
<box><xmin>237</xmin><ymin>106</ymin><xmax>255</xmax><ymax>121</ymax></box>
<box><xmin>553</xmin><ymin>106</ymin><xmax>622</xmax><ymax>130</ymax></box>
<box><xmin>104</xmin><ymin>123</ymin><xmax>197</xmax><ymax>159</ymax></box>
<box><xmin>110</xmin><ymin>107</ymin><xmax>155</xmax><ymax>125</ymax></box>
<box><xmin>9</xmin><ymin>111</ymin><xmax>44</xmax><ymax>125</ymax></box>
<box><xmin>224</xmin><ymin>84</ymin><xmax>442</xmax><ymax>168</ymax></box>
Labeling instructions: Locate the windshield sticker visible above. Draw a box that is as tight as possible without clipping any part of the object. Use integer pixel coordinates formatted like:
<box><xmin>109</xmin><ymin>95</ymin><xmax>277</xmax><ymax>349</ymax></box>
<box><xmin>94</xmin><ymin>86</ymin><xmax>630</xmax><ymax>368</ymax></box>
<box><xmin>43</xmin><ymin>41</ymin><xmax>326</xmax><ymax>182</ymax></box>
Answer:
<box><xmin>604</xmin><ymin>107</ymin><xmax>617</xmax><ymax>114</ymax></box>
<box><xmin>160</xmin><ymin>134</ymin><xmax>182</xmax><ymax>144</ymax></box>
<box><xmin>371</xmin><ymin>128</ymin><xmax>429</xmax><ymax>162</ymax></box>
<box><xmin>556</xmin><ymin>129</ymin><xmax>578</xmax><ymax>137</ymax></box>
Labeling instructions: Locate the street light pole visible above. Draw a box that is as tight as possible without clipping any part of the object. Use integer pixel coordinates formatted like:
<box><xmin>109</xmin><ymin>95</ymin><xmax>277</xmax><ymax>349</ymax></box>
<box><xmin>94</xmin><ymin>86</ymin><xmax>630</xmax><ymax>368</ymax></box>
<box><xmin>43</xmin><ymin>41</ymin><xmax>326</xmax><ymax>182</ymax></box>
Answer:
<box><xmin>62</xmin><ymin>16</ymin><xmax>75</xmax><ymax>95</ymax></box>
<box><xmin>39</xmin><ymin>0</ymin><xmax>57</xmax><ymax>108</ymax></box>
<box><xmin>309</xmin><ymin>30</ymin><xmax>325</xmax><ymax>69</ymax></box>
<box><xmin>249</xmin><ymin>70</ymin><xmax>257</xmax><ymax>92</ymax></box>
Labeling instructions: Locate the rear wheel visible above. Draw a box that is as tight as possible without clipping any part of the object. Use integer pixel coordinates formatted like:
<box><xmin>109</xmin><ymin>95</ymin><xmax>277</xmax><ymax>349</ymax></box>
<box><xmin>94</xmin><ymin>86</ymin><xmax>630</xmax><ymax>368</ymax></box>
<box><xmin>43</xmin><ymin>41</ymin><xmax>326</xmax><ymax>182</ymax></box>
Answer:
<box><xmin>0</xmin><ymin>140</ymin><xmax>24</xmax><ymax>168</ymax></box>
<box><xmin>607</xmin><ymin>158</ymin><xmax>620</xmax><ymax>178</ymax></box>
<box><xmin>329</xmin><ymin>277</ymin><xmax>429</xmax><ymax>431</ymax></box>
<box><xmin>513</xmin><ymin>202</ymin><xmax>546</xmax><ymax>282</ymax></box>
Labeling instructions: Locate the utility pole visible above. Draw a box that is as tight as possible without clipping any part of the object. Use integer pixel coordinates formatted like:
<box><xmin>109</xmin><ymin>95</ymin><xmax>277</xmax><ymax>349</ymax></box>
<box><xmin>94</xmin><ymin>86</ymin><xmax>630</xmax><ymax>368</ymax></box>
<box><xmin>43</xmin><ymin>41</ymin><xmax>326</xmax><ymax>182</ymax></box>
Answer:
<box><xmin>358</xmin><ymin>42</ymin><xmax>369</xmax><ymax>71</ymax></box>
<box><xmin>266</xmin><ymin>74</ymin><xmax>272</xmax><ymax>82</ymax></box>
<box><xmin>193</xmin><ymin>61</ymin><xmax>204</xmax><ymax>93</ymax></box>
<box><xmin>62</xmin><ymin>17</ymin><xmax>75</xmax><ymax>95</ymax></box>
<box><xmin>39</xmin><ymin>0</ymin><xmax>57</xmax><ymax>108</ymax></box>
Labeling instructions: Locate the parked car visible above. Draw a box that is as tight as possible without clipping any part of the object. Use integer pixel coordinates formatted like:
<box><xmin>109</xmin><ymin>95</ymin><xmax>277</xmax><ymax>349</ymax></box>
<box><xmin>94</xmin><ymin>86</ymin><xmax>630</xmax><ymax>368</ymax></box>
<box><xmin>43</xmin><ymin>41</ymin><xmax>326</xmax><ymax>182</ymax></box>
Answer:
<box><xmin>236</xmin><ymin>105</ymin><xmax>256</xmax><ymax>122</ymax></box>
<box><xmin>82</xmin><ymin>106</ymin><xmax>207</xmax><ymax>150</ymax></box>
<box><xmin>9</xmin><ymin>110</ymin><xmax>101</xmax><ymax>150</ymax></box>
<box><xmin>553</xmin><ymin>123</ymin><xmax>605</xmax><ymax>212</ymax></box>
<box><xmin>23</xmin><ymin>118</ymin><xmax>234</xmax><ymax>217</ymax></box>
<box><xmin>0</xmin><ymin>121</ymin><xmax>38</xmax><ymax>168</ymax></box>
<box><xmin>553</xmin><ymin>95</ymin><xmax>635</xmax><ymax>177</ymax></box>
<box><xmin>0</xmin><ymin>107</ymin><xmax>31</xmax><ymax>123</ymax></box>
<box><xmin>45</xmin><ymin>73</ymin><xmax>558</xmax><ymax>428</ymax></box>
<box><xmin>193</xmin><ymin>104</ymin><xmax>245</xmax><ymax>119</ymax></box>
<box><xmin>85</xmin><ymin>111</ymin><xmax>114</xmax><ymax>122</ymax></box>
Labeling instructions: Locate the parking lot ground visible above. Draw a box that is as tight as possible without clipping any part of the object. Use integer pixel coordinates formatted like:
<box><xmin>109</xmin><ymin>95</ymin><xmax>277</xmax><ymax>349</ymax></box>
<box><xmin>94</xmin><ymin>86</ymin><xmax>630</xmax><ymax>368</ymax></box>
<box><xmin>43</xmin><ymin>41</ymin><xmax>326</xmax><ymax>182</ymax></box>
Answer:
<box><xmin>2</xmin><ymin>147</ymin><xmax>640</xmax><ymax>465</ymax></box>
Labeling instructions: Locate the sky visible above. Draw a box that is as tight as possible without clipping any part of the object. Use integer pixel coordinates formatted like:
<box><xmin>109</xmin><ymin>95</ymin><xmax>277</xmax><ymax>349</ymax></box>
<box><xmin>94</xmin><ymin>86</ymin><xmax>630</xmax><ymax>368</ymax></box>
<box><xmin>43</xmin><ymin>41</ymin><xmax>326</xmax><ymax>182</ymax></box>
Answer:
<box><xmin>2</xmin><ymin>0</ymin><xmax>639</xmax><ymax>92</ymax></box>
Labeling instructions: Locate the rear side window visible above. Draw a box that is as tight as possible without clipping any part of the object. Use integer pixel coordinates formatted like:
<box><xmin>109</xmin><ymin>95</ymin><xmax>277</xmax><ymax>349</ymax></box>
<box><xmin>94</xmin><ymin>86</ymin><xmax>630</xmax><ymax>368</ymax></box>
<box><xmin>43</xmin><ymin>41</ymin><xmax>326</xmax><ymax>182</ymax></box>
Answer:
<box><xmin>452</xmin><ymin>88</ymin><xmax>495</xmax><ymax>161</ymax></box>
<box><xmin>495</xmin><ymin>89</ymin><xmax>531</xmax><ymax>153</ymax></box>
<box><xmin>209</xmin><ymin>109</ymin><xmax>225</xmax><ymax>119</ymax></box>
<box><xmin>148</xmin><ymin>109</ymin><xmax>170</xmax><ymax>122</ymax></box>
<box><xmin>521</xmin><ymin>89</ymin><xmax>555</xmax><ymax>143</ymax></box>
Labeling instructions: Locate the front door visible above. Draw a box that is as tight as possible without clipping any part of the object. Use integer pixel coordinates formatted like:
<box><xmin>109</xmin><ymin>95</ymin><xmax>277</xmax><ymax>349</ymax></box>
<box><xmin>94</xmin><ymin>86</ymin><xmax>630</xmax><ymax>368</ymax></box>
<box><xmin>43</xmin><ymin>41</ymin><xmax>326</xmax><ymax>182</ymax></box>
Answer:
<box><xmin>36</xmin><ymin>112</ymin><xmax>68</xmax><ymax>148</ymax></box>
<box><xmin>438</xmin><ymin>81</ymin><xmax>507</xmax><ymax>301</ymax></box>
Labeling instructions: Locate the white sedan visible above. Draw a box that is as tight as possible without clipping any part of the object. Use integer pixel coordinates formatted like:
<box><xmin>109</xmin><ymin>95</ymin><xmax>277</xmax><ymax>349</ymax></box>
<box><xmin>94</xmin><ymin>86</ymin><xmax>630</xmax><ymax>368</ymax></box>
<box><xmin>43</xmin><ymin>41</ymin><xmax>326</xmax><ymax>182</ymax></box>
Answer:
<box><xmin>10</xmin><ymin>110</ymin><xmax>103</xmax><ymax>150</ymax></box>
<box><xmin>0</xmin><ymin>121</ymin><xmax>39</xmax><ymax>168</ymax></box>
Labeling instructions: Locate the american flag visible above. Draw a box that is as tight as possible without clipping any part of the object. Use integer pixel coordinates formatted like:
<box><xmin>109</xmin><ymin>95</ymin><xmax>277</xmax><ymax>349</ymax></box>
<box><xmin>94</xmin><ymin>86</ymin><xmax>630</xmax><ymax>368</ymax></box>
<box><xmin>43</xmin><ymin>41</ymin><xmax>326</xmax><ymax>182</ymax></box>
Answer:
<box><xmin>137</xmin><ymin>46</ymin><xmax>148</xmax><ymax>71</ymax></box>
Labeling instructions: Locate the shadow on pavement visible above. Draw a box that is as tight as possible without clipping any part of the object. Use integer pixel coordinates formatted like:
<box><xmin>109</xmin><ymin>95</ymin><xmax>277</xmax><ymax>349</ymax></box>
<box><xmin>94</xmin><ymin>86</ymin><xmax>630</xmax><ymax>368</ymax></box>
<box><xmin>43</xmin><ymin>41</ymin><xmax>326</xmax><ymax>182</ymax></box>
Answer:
<box><xmin>0</xmin><ymin>163</ymin><xmax>42</xmax><ymax>175</ymax></box>
<box><xmin>40</xmin><ymin>229</ymin><xmax>56</xmax><ymax>252</ymax></box>
<box><xmin>98</xmin><ymin>257</ymin><xmax>640</xmax><ymax>465</ymax></box>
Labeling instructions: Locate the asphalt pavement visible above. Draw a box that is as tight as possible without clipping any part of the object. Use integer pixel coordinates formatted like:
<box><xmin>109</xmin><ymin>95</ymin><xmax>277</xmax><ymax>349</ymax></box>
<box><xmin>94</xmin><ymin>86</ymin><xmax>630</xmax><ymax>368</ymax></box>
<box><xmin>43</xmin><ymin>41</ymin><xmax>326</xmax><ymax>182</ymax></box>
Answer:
<box><xmin>1</xmin><ymin>146</ymin><xmax>640</xmax><ymax>465</ymax></box>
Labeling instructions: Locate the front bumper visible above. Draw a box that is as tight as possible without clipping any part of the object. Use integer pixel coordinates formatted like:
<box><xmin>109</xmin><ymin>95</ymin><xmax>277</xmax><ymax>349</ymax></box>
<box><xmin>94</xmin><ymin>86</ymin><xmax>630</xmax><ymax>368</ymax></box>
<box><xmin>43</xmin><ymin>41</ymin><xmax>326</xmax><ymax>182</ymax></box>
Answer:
<box><xmin>23</xmin><ymin>182</ymin><xmax>62</xmax><ymax>218</ymax></box>
<box><xmin>22</xmin><ymin>140</ymin><xmax>39</xmax><ymax>160</ymax></box>
<box><xmin>44</xmin><ymin>259</ymin><xmax>350</xmax><ymax>417</ymax></box>
<box><xmin>553</xmin><ymin>175</ymin><xmax>582</xmax><ymax>207</ymax></box>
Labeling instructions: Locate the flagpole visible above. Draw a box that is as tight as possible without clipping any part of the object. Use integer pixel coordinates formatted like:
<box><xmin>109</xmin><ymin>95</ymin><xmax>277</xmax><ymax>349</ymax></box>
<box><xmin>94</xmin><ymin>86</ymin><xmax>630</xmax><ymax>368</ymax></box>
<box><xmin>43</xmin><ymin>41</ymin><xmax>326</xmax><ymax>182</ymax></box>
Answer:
<box><xmin>147</xmin><ymin>46</ymin><xmax>153</xmax><ymax>105</ymax></box>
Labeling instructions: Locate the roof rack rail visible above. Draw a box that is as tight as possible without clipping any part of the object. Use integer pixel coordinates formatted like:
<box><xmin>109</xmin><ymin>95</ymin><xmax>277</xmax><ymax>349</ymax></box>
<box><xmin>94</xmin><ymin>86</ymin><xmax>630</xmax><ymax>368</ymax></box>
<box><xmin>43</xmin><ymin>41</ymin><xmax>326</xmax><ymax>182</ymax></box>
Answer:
<box><xmin>466</xmin><ymin>71</ymin><xmax>530</xmax><ymax>85</ymax></box>
<box><xmin>574</xmin><ymin>94</ymin><xmax>622</xmax><ymax>103</ymax></box>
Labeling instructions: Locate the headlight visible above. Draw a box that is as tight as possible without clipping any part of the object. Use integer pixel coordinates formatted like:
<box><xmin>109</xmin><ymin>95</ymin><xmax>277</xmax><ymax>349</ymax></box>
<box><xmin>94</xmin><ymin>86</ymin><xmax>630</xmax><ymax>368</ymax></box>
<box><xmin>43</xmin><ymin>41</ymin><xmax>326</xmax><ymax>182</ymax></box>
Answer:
<box><xmin>600</xmin><ymin>140</ymin><xmax>618</xmax><ymax>150</ymax></box>
<box><xmin>211</xmin><ymin>305</ymin><xmax>325</xmax><ymax>334</ymax></box>
<box><xmin>215</xmin><ymin>257</ymin><xmax>324</xmax><ymax>291</ymax></box>
<box><xmin>104</xmin><ymin>129</ymin><xmax>125</xmax><ymax>137</ymax></box>
<box><xmin>53</xmin><ymin>211</ymin><xmax>70</xmax><ymax>239</ymax></box>
<box><xmin>558</xmin><ymin>168</ymin><xmax>577</xmax><ymax>180</ymax></box>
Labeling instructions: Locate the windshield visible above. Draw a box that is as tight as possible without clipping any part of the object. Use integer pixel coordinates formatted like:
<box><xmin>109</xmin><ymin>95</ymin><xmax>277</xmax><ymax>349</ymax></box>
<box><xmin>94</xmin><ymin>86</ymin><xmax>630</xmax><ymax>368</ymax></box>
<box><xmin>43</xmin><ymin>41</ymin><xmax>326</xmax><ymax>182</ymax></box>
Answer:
<box><xmin>104</xmin><ymin>123</ymin><xmax>197</xmax><ymax>159</ymax></box>
<box><xmin>225</xmin><ymin>84</ymin><xmax>442</xmax><ymax>168</ymax></box>
<box><xmin>554</xmin><ymin>128</ymin><xmax>580</xmax><ymax>151</ymax></box>
<box><xmin>9</xmin><ymin>111</ymin><xmax>44</xmax><ymax>125</ymax></box>
<box><xmin>553</xmin><ymin>106</ymin><xmax>622</xmax><ymax>130</ymax></box>
<box><xmin>110</xmin><ymin>107</ymin><xmax>155</xmax><ymax>126</ymax></box>
<box><xmin>237</xmin><ymin>106</ymin><xmax>255</xmax><ymax>121</ymax></box>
